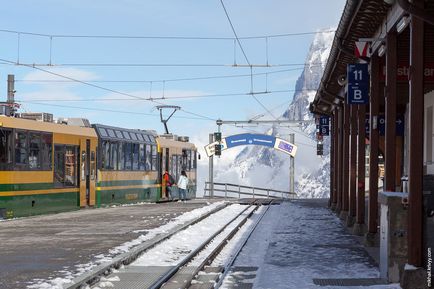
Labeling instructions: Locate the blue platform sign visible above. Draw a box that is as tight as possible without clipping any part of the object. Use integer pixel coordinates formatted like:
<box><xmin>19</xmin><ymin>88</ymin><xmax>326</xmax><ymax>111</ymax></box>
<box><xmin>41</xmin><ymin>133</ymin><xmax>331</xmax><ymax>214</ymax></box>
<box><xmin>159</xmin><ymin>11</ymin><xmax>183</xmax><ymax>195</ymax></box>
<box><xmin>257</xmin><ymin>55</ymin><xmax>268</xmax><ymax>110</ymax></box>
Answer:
<box><xmin>347</xmin><ymin>63</ymin><xmax>370</xmax><ymax>105</ymax></box>
<box><xmin>319</xmin><ymin>116</ymin><xmax>330</xmax><ymax>136</ymax></box>
<box><xmin>365</xmin><ymin>114</ymin><xmax>404</xmax><ymax>136</ymax></box>
<box><xmin>225</xmin><ymin>133</ymin><xmax>276</xmax><ymax>148</ymax></box>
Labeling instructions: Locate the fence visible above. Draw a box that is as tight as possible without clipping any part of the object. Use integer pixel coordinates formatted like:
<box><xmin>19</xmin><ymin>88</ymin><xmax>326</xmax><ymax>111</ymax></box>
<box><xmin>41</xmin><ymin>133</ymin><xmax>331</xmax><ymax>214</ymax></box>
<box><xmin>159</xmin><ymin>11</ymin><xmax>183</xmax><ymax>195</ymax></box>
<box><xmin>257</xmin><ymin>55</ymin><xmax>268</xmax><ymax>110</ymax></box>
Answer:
<box><xmin>204</xmin><ymin>182</ymin><xmax>297</xmax><ymax>199</ymax></box>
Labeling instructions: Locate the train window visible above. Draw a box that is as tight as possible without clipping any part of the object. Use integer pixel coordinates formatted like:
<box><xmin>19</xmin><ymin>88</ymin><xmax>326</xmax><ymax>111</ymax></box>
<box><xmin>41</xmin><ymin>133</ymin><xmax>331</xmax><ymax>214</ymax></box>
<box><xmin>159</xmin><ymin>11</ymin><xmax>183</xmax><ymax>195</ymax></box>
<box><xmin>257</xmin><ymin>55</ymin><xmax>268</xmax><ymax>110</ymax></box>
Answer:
<box><xmin>64</xmin><ymin>146</ymin><xmax>78</xmax><ymax>186</ymax></box>
<box><xmin>151</xmin><ymin>145</ymin><xmax>157</xmax><ymax>171</ymax></box>
<box><xmin>107</xmin><ymin>129</ymin><xmax>116</xmax><ymax>138</ymax></box>
<box><xmin>54</xmin><ymin>145</ymin><xmax>78</xmax><ymax>187</ymax></box>
<box><xmin>15</xmin><ymin>131</ymin><xmax>28</xmax><ymax>166</ymax></box>
<box><xmin>118</xmin><ymin>142</ymin><xmax>125</xmax><ymax>170</ymax></box>
<box><xmin>130</xmin><ymin>133</ymin><xmax>137</xmax><ymax>141</ymax></box>
<box><xmin>171</xmin><ymin>155</ymin><xmax>177</xmax><ymax>179</ymax></box>
<box><xmin>178</xmin><ymin>155</ymin><xmax>182</xmax><ymax>176</ymax></box>
<box><xmin>193</xmin><ymin>151</ymin><xmax>197</xmax><ymax>169</ymax></box>
<box><xmin>187</xmin><ymin>150</ymin><xmax>192</xmax><ymax>171</ymax></box>
<box><xmin>110</xmin><ymin>142</ymin><xmax>118</xmax><ymax>170</ymax></box>
<box><xmin>0</xmin><ymin>129</ymin><xmax>13</xmax><ymax>170</ymax></box>
<box><xmin>99</xmin><ymin>128</ymin><xmax>108</xmax><ymax>137</ymax></box>
<box><xmin>145</xmin><ymin>144</ymin><xmax>151</xmax><ymax>170</ymax></box>
<box><xmin>102</xmin><ymin>141</ymin><xmax>110</xmax><ymax>169</ymax></box>
<box><xmin>139</xmin><ymin>144</ymin><xmax>145</xmax><ymax>170</ymax></box>
<box><xmin>115</xmin><ymin>130</ymin><xmax>123</xmax><ymax>139</ymax></box>
<box><xmin>41</xmin><ymin>133</ymin><xmax>52</xmax><ymax>170</ymax></box>
<box><xmin>54</xmin><ymin>145</ymin><xmax>65</xmax><ymax>187</ymax></box>
<box><xmin>136</xmin><ymin>133</ymin><xmax>144</xmax><ymax>141</ymax></box>
<box><xmin>142</xmin><ymin>134</ymin><xmax>150</xmax><ymax>142</ymax></box>
<box><xmin>29</xmin><ymin>133</ymin><xmax>41</xmax><ymax>169</ymax></box>
<box><xmin>181</xmin><ymin>149</ymin><xmax>187</xmax><ymax>171</ymax></box>
<box><xmin>132</xmin><ymin>143</ymin><xmax>139</xmax><ymax>170</ymax></box>
<box><xmin>124</xmin><ymin>142</ymin><xmax>132</xmax><ymax>170</ymax></box>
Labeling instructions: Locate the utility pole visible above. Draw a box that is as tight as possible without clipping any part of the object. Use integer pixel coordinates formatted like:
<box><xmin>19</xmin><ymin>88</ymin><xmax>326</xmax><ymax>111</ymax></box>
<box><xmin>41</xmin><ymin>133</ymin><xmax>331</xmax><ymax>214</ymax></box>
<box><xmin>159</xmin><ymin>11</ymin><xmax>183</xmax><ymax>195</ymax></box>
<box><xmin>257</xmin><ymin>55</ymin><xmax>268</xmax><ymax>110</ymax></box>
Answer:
<box><xmin>6</xmin><ymin>75</ymin><xmax>15</xmax><ymax>116</ymax></box>
<box><xmin>209</xmin><ymin>133</ymin><xmax>214</xmax><ymax>197</ymax></box>
<box><xmin>289</xmin><ymin>133</ymin><xmax>295</xmax><ymax>194</ymax></box>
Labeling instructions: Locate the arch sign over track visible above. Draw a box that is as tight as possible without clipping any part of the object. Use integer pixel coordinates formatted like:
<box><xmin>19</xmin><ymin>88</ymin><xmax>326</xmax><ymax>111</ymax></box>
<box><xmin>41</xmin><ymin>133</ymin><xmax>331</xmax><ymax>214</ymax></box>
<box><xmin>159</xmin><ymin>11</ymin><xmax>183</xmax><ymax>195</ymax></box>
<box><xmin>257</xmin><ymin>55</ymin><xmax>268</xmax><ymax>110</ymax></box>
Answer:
<box><xmin>204</xmin><ymin>133</ymin><xmax>297</xmax><ymax>157</ymax></box>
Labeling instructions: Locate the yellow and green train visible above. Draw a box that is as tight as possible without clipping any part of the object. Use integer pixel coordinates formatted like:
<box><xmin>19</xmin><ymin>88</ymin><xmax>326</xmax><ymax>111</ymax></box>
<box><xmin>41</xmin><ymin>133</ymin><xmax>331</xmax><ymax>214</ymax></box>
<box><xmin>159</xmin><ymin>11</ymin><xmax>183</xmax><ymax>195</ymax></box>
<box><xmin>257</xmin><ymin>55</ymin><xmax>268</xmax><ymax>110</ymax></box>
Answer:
<box><xmin>0</xmin><ymin>116</ymin><xmax>197</xmax><ymax>219</ymax></box>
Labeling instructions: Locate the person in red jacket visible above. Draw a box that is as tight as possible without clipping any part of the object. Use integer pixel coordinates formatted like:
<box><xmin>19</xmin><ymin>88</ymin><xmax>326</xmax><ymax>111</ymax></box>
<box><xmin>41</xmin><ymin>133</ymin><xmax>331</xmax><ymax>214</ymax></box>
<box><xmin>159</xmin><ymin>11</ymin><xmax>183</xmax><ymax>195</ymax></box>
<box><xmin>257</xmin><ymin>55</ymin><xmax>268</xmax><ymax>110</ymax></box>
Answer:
<box><xmin>163</xmin><ymin>171</ymin><xmax>175</xmax><ymax>200</ymax></box>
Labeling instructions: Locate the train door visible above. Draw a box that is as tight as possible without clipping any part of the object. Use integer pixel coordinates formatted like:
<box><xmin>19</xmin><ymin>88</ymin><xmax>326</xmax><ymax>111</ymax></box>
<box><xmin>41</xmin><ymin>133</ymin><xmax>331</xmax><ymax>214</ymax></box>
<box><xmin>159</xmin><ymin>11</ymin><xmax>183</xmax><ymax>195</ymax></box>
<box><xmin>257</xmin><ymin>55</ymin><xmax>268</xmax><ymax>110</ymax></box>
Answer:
<box><xmin>161</xmin><ymin>147</ymin><xmax>170</xmax><ymax>198</ymax></box>
<box><xmin>79</xmin><ymin>138</ymin><xmax>96</xmax><ymax>207</ymax></box>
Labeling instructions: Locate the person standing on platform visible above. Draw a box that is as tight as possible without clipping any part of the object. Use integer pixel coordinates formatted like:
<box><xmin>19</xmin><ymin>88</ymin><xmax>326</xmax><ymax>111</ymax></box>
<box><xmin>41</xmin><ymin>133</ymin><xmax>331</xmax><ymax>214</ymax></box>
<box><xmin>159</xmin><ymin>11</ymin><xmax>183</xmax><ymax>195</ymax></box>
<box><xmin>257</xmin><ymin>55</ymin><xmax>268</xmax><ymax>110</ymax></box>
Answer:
<box><xmin>163</xmin><ymin>171</ymin><xmax>174</xmax><ymax>200</ymax></box>
<box><xmin>177</xmin><ymin>170</ymin><xmax>188</xmax><ymax>203</ymax></box>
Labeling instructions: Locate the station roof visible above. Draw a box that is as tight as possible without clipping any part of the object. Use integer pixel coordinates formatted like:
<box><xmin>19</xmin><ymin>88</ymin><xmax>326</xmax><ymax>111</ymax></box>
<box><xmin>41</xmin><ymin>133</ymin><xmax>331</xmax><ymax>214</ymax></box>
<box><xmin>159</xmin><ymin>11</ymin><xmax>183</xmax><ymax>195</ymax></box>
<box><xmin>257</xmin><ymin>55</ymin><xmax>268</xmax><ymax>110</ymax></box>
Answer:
<box><xmin>310</xmin><ymin>0</ymin><xmax>390</xmax><ymax>115</ymax></box>
<box><xmin>311</xmin><ymin>0</ymin><xmax>434</xmax><ymax>116</ymax></box>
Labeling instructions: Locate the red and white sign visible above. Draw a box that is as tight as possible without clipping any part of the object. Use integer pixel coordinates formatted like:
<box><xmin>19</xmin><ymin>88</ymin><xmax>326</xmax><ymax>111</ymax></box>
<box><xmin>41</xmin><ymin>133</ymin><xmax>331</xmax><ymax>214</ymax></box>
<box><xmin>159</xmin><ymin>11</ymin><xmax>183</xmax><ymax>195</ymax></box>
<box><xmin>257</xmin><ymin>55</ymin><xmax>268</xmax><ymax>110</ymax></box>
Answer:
<box><xmin>355</xmin><ymin>41</ymin><xmax>371</xmax><ymax>58</ymax></box>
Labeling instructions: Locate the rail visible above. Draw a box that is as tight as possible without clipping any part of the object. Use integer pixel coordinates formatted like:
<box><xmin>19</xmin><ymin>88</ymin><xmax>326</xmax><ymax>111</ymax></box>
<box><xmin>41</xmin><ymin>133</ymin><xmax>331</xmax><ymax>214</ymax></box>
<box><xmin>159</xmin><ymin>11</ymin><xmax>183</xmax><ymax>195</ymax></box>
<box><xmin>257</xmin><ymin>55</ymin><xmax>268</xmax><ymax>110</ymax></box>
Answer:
<box><xmin>204</xmin><ymin>181</ymin><xmax>297</xmax><ymax>199</ymax></box>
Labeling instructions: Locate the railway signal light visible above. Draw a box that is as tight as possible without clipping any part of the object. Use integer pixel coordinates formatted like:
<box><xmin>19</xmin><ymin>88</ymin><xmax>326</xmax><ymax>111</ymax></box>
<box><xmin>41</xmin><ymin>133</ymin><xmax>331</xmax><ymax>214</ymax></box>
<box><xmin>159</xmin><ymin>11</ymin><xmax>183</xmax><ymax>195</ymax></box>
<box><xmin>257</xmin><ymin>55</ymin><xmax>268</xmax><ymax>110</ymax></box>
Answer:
<box><xmin>214</xmin><ymin>144</ymin><xmax>222</xmax><ymax>156</ymax></box>
<box><xmin>214</xmin><ymin>132</ymin><xmax>222</xmax><ymax>142</ymax></box>
<box><xmin>317</xmin><ymin>143</ymin><xmax>323</xmax><ymax>156</ymax></box>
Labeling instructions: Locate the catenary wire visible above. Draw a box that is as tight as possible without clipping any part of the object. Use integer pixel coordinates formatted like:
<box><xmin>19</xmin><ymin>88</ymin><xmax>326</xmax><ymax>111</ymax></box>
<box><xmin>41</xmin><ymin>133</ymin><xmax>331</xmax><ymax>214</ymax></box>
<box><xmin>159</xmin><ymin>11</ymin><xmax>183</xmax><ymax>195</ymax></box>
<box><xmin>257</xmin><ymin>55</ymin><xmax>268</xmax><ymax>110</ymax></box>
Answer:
<box><xmin>15</xmin><ymin>66</ymin><xmax>316</xmax><ymax>84</ymax></box>
<box><xmin>0</xmin><ymin>28</ymin><xmax>335</xmax><ymax>40</ymax></box>
<box><xmin>0</xmin><ymin>57</ymin><xmax>218</xmax><ymax>122</ymax></box>
<box><xmin>17</xmin><ymin>89</ymin><xmax>317</xmax><ymax>102</ymax></box>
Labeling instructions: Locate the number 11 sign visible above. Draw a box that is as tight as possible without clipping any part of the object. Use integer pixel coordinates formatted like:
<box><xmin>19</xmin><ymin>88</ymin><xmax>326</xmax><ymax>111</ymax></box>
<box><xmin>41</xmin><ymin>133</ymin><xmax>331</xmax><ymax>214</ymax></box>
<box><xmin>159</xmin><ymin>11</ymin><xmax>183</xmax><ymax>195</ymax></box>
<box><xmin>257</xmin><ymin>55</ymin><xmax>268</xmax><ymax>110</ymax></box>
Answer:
<box><xmin>347</xmin><ymin>63</ymin><xmax>370</xmax><ymax>105</ymax></box>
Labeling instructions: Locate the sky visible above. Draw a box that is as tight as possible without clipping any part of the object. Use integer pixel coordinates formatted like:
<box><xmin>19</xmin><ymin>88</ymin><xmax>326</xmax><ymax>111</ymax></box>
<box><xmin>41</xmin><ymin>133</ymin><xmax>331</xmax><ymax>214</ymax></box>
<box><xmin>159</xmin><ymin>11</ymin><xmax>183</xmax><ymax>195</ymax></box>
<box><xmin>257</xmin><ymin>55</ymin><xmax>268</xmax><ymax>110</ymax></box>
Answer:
<box><xmin>0</xmin><ymin>0</ymin><xmax>345</xmax><ymax>139</ymax></box>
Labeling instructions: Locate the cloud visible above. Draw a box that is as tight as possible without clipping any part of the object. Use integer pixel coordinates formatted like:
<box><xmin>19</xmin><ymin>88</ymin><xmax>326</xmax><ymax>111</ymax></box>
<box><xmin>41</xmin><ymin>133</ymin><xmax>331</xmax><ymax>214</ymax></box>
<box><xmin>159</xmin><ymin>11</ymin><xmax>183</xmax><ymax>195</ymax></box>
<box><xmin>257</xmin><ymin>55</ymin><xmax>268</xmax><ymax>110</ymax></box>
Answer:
<box><xmin>22</xmin><ymin>67</ymin><xmax>100</xmax><ymax>84</ymax></box>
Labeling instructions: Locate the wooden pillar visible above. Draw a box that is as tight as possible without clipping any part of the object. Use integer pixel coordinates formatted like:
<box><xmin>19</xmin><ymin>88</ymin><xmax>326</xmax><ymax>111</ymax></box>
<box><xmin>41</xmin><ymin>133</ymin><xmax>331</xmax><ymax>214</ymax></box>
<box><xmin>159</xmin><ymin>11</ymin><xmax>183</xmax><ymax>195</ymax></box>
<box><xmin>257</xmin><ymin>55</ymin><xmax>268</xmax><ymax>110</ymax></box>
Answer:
<box><xmin>332</xmin><ymin>111</ymin><xmax>339</xmax><ymax>207</ymax></box>
<box><xmin>341</xmin><ymin>103</ymin><xmax>350</xmax><ymax>218</ymax></box>
<box><xmin>348</xmin><ymin>105</ymin><xmax>358</xmax><ymax>224</ymax></box>
<box><xmin>408</xmin><ymin>6</ymin><xmax>424</xmax><ymax>267</ymax></box>
<box><xmin>385</xmin><ymin>31</ymin><xmax>397</xmax><ymax>192</ymax></box>
<box><xmin>337</xmin><ymin>106</ymin><xmax>343</xmax><ymax>212</ymax></box>
<box><xmin>368</xmin><ymin>55</ymin><xmax>380</xmax><ymax>237</ymax></box>
<box><xmin>356</xmin><ymin>104</ymin><xmax>366</xmax><ymax>225</ymax></box>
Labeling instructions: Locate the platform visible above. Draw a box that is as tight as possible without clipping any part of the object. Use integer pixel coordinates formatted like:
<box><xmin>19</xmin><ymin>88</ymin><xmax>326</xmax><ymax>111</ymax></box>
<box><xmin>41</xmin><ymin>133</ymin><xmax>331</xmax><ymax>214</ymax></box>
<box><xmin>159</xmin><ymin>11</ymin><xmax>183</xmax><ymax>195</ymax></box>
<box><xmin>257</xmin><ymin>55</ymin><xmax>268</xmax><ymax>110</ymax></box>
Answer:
<box><xmin>0</xmin><ymin>199</ymin><xmax>218</xmax><ymax>289</ymax></box>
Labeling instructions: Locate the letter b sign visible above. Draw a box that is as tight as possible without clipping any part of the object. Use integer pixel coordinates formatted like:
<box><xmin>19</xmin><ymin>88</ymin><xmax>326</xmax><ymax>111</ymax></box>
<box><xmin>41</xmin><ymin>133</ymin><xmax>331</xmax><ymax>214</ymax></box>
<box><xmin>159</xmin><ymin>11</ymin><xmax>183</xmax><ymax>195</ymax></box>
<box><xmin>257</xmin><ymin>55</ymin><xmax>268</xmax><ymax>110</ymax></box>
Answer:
<box><xmin>347</xmin><ymin>84</ymin><xmax>368</xmax><ymax>104</ymax></box>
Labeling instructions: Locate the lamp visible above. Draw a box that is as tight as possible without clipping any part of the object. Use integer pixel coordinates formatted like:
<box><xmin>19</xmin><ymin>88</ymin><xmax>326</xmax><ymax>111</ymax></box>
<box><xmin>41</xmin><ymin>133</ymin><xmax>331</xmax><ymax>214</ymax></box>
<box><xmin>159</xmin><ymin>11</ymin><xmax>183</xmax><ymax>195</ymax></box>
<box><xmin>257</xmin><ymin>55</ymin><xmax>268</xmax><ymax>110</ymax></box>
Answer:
<box><xmin>396</xmin><ymin>16</ymin><xmax>410</xmax><ymax>33</ymax></box>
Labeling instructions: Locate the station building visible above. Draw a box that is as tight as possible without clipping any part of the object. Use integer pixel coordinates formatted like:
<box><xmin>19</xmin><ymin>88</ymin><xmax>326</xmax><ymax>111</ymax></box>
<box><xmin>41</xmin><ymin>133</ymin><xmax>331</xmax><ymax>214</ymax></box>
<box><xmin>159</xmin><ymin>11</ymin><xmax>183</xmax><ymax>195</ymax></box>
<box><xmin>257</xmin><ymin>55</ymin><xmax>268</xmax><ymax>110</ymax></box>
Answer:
<box><xmin>310</xmin><ymin>0</ymin><xmax>434</xmax><ymax>287</ymax></box>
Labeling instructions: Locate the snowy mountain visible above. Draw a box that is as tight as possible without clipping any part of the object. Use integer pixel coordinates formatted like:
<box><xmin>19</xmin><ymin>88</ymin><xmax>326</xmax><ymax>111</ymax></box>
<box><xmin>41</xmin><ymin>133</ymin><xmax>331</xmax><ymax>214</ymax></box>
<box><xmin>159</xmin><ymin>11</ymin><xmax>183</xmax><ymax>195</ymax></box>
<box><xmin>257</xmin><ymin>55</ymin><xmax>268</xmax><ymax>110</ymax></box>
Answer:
<box><xmin>213</xmin><ymin>29</ymin><xmax>334</xmax><ymax>198</ymax></box>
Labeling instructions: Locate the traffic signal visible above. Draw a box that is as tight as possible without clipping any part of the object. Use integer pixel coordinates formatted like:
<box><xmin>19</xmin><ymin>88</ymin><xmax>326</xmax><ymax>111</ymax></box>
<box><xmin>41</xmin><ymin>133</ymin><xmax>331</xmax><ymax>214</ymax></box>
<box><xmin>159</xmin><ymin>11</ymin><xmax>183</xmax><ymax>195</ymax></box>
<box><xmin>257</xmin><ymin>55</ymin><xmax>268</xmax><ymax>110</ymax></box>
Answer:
<box><xmin>317</xmin><ymin>143</ymin><xmax>323</xmax><ymax>156</ymax></box>
<box><xmin>214</xmin><ymin>132</ymin><xmax>222</xmax><ymax>142</ymax></box>
<box><xmin>214</xmin><ymin>144</ymin><xmax>222</xmax><ymax>156</ymax></box>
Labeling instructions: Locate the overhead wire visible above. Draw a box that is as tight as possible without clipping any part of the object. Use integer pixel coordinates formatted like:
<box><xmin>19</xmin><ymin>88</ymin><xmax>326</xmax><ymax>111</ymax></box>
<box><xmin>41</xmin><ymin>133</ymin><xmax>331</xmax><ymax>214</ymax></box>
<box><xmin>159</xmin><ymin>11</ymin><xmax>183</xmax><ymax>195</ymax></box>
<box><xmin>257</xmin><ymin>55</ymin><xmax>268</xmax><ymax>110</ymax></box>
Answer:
<box><xmin>17</xmin><ymin>89</ymin><xmax>317</xmax><ymax>102</ymax></box>
<box><xmin>15</xmin><ymin>66</ymin><xmax>315</xmax><ymax>84</ymax></box>
<box><xmin>219</xmin><ymin>0</ymin><xmax>280</xmax><ymax>121</ymax></box>
<box><xmin>23</xmin><ymin>101</ymin><xmax>210</xmax><ymax>121</ymax></box>
<box><xmin>0</xmin><ymin>57</ymin><xmax>218</xmax><ymax>122</ymax></box>
<box><xmin>0</xmin><ymin>28</ymin><xmax>335</xmax><ymax>40</ymax></box>
<box><xmin>12</xmin><ymin>62</ymin><xmax>311</xmax><ymax>68</ymax></box>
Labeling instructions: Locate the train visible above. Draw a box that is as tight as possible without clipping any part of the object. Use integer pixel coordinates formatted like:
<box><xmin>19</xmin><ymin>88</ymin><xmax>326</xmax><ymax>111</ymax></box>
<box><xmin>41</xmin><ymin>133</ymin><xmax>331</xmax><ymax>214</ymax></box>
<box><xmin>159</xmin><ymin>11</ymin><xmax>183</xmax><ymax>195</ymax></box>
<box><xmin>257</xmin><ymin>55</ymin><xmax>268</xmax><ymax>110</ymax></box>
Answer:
<box><xmin>0</xmin><ymin>114</ymin><xmax>197</xmax><ymax>219</ymax></box>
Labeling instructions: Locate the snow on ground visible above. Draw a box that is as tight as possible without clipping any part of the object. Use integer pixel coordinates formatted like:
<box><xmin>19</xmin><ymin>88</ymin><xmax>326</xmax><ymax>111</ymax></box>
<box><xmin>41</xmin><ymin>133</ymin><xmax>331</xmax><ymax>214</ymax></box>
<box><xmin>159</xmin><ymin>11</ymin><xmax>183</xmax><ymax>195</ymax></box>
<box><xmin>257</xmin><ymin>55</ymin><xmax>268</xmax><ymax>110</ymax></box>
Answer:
<box><xmin>27</xmin><ymin>201</ymin><xmax>226</xmax><ymax>289</ymax></box>
<box><xmin>131</xmin><ymin>204</ymin><xmax>248</xmax><ymax>266</ymax></box>
<box><xmin>27</xmin><ymin>201</ymin><xmax>403</xmax><ymax>289</ymax></box>
<box><xmin>220</xmin><ymin>200</ymin><xmax>402</xmax><ymax>289</ymax></box>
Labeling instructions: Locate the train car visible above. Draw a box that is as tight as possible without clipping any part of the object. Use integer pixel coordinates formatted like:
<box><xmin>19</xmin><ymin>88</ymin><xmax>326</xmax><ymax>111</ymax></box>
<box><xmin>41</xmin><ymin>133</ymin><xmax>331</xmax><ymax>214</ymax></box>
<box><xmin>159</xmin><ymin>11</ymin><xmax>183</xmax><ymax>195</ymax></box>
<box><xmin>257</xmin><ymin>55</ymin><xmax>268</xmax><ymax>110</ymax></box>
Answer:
<box><xmin>93</xmin><ymin>124</ymin><xmax>160</xmax><ymax>205</ymax></box>
<box><xmin>158</xmin><ymin>134</ymin><xmax>197</xmax><ymax>200</ymax></box>
<box><xmin>0</xmin><ymin>115</ymin><xmax>98</xmax><ymax>218</ymax></box>
<box><xmin>0</xmin><ymin>116</ymin><xmax>197</xmax><ymax>218</ymax></box>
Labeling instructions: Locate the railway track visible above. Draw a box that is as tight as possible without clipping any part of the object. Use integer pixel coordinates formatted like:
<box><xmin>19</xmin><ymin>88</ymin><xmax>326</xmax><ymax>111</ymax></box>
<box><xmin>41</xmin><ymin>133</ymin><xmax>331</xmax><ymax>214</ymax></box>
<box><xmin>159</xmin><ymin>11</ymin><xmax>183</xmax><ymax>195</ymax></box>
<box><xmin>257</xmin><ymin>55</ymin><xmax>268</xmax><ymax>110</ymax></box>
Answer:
<box><xmin>76</xmin><ymin>200</ymin><xmax>272</xmax><ymax>289</ymax></box>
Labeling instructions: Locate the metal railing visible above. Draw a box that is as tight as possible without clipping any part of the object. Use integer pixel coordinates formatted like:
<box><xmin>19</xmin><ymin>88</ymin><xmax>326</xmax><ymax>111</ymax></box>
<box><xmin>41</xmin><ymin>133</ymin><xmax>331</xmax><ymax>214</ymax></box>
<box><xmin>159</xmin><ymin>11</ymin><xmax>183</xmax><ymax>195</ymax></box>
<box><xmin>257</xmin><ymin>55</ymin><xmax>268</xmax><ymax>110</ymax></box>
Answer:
<box><xmin>204</xmin><ymin>181</ymin><xmax>297</xmax><ymax>199</ymax></box>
